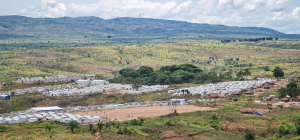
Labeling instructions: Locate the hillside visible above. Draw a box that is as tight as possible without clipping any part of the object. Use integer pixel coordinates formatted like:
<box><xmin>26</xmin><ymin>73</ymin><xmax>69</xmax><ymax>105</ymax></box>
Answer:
<box><xmin>0</xmin><ymin>41</ymin><xmax>299</xmax><ymax>82</ymax></box>
<box><xmin>0</xmin><ymin>15</ymin><xmax>293</xmax><ymax>41</ymax></box>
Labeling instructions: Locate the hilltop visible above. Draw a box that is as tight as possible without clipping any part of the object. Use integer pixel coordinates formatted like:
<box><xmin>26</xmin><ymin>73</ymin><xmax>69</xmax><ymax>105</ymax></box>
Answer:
<box><xmin>0</xmin><ymin>15</ymin><xmax>297</xmax><ymax>41</ymax></box>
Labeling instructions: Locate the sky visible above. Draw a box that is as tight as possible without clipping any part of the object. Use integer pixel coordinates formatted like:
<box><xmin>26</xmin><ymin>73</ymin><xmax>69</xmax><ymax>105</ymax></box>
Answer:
<box><xmin>1</xmin><ymin>0</ymin><xmax>300</xmax><ymax>34</ymax></box>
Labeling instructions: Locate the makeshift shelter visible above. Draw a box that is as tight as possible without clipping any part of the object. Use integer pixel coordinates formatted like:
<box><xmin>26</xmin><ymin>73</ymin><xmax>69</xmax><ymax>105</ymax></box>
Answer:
<box><xmin>266</xmin><ymin>98</ymin><xmax>272</xmax><ymax>101</ymax></box>
<box><xmin>280</xmin><ymin>98</ymin><xmax>290</xmax><ymax>102</ymax></box>
<box><xmin>292</xmin><ymin>98</ymin><xmax>300</xmax><ymax>102</ymax></box>
<box><xmin>264</xmin><ymin>84</ymin><xmax>270</xmax><ymax>89</ymax></box>
<box><xmin>240</xmin><ymin>108</ymin><xmax>254</xmax><ymax>114</ymax></box>
<box><xmin>245</xmin><ymin>91</ymin><xmax>254</xmax><ymax>95</ymax></box>
<box><xmin>231</xmin><ymin>92</ymin><xmax>241</xmax><ymax>96</ymax></box>
<box><xmin>207</xmin><ymin>93</ymin><xmax>220</xmax><ymax>98</ymax></box>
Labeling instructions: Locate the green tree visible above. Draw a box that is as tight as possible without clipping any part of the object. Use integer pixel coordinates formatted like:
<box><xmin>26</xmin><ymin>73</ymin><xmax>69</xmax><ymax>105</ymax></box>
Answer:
<box><xmin>268</xmin><ymin>106</ymin><xmax>272</xmax><ymax>113</ymax></box>
<box><xmin>264</xmin><ymin>66</ymin><xmax>270</xmax><ymax>71</ymax></box>
<box><xmin>132</xmin><ymin>78</ymin><xmax>142</xmax><ymax>91</ymax></box>
<box><xmin>96</xmin><ymin>122</ymin><xmax>105</xmax><ymax>133</ymax></box>
<box><xmin>272</xmin><ymin>66</ymin><xmax>284</xmax><ymax>80</ymax></box>
<box><xmin>67</xmin><ymin>120</ymin><xmax>79</xmax><ymax>133</ymax></box>
<box><xmin>92</xmin><ymin>127</ymin><xmax>98</xmax><ymax>134</ymax></box>
<box><xmin>88</xmin><ymin>124</ymin><xmax>93</xmax><ymax>131</ymax></box>
<box><xmin>236</xmin><ymin>70</ymin><xmax>244</xmax><ymax>78</ymax></box>
<box><xmin>111</xmin><ymin>71</ymin><xmax>118</xmax><ymax>77</ymax></box>
<box><xmin>244</xmin><ymin>130</ymin><xmax>255</xmax><ymax>140</ymax></box>
<box><xmin>44</xmin><ymin>124</ymin><xmax>55</xmax><ymax>133</ymax></box>
<box><xmin>243</xmin><ymin>68</ymin><xmax>251</xmax><ymax>77</ymax></box>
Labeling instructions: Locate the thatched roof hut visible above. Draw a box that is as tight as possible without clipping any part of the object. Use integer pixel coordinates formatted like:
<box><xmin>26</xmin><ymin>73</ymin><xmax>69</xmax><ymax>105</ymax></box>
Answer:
<box><xmin>266</xmin><ymin>98</ymin><xmax>272</xmax><ymax>101</ymax></box>
<box><xmin>244</xmin><ymin>88</ymin><xmax>251</xmax><ymax>91</ymax></box>
<box><xmin>269</xmin><ymin>81</ymin><xmax>276</xmax><ymax>85</ymax></box>
<box><xmin>264</xmin><ymin>83</ymin><xmax>270</xmax><ymax>89</ymax></box>
<box><xmin>292</xmin><ymin>98</ymin><xmax>300</xmax><ymax>102</ymax></box>
<box><xmin>245</xmin><ymin>91</ymin><xmax>254</xmax><ymax>95</ymax></box>
<box><xmin>231</xmin><ymin>92</ymin><xmax>241</xmax><ymax>96</ymax></box>
<box><xmin>208</xmin><ymin>93</ymin><xmax>220</xmax><ymax>98</ymax></box>
<box><xmin>280</xmin><ymin>98</ymin><xmax>290</xmax><ymax>102</ymax></box>
<box><xmin>240</xmin><ymin>108</ymin><xmax>254</xmax><ymax>114</ymax></box>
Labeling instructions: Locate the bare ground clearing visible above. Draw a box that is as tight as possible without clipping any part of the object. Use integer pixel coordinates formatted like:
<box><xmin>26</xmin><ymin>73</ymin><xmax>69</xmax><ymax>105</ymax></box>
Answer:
<box><xmin>71</xmin><ymin>105</ymin><xmax>218</xmax><ymax>122</ymax></box>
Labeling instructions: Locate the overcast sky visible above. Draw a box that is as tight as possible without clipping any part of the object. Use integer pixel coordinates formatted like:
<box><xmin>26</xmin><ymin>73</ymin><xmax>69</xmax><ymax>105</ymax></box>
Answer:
<box><xmin>1</xmin><ymin>0</ymin><xmax>300</xmax><ymax>34</ymax></box>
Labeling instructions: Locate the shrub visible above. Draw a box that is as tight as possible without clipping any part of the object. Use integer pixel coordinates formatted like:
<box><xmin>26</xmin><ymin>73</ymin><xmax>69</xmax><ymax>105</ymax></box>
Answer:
<box><xmin>123</xmin><ymin>121</ymin><xmax>129</xmax><ymax>125</ymax></box>
<box><xmin>233</xmin><ymin>99</ymin><xmax>238</xmax><ymax>101</ymax></box>
<box><xmin>212</xmin><ymin>115</ymin><xmax>218</xmax><ymax>120</ymax></box>
<box><xmin>117</xmin><ymin>128</ymin><xmax>123</xmax><ymax>134</ymax></box>
<box><xmin>244</xmin><ymin>130</ymin><xmax>255</xmax><ymax>140</ymax></box>
<box><xmin>278</xmin><ymin>123</ymin><xmax>290</xmax><ymax>135</ymax></box>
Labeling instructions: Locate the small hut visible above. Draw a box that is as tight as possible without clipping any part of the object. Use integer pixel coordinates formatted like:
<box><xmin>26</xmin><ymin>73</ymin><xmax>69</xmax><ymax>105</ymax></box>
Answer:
<box><xmin>287</xmin><ymin>76</ymin><xmax>294</xmax><ymax>83</ymax></box>
<box><xmin>240</xmin><ymin>108</ymin><xmax>254</xmax><ymax>114</ymax></box>
<box><xmin>292</xmin><ymin>98</ymin><xmax>300</xmax><ymax>102</ymax></box>
<box><xmin>266</xmin><ymin>97</ymin><xmax>272</xmax><ymax>101</ymax></box>
<box><xmin>269</xmin><ymin>81</ymin><xmax>276</xmax><ymax>85</ymax></box>
<box><xmin>245</xmin><ymin>91</ymin><xmax>254</xmax><ymax>95</ymax></box>
<box><xmin>244</xmin><ymin>88</ymin><xmax>251</xmax><ymax>91</ymax></box>
<box><xmin>207</xmin><ymin>93</ymin><xmax>220</xmax><ymax>98</ymax></box>
<box><xmin>280</xmin><ymin>98</ymin><xmax>290</xmax><ymax>102</ymax></box>
<box><xmin>264</xmin><ymin>83</ymin><xmax>270</xmax><ymax>89</ymax></box>
<box><xmin>231</xmin><ymin>92</ymin><xmax>241</xmax><ymax>96</ymax></box>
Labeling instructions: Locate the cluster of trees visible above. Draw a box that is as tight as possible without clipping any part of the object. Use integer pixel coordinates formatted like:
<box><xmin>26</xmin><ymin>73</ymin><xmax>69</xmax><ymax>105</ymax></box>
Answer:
<box><xmin>236</xmin><ymin>68</ymin><xmax>251</xmax><ymax>78</ymax></box>
<box><xmin>221</xmin><ymin>37</ymin><xmax>278</xmax><ymax>43</ymax></box>
<box><xmin>109</xmin><ymin>64</ymin><xmax>235</xmax><ymax>86</ymax></box>
<box><xmin>239</xmin><ymin>37</ymin><xmax>277</xmax><ymax>42</ymax></box>
<box><xmin>278</xmin><ymin>82</ymin><xmax>299</xmax><ymax>98</ymax></box>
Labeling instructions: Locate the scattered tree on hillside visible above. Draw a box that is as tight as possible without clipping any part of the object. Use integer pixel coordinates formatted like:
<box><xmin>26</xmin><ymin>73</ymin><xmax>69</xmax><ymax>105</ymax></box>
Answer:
<box><xmin>67</xmin><ymin>120</ymin><xmax>79</xmax><ymax>133</ymax></box>
<box><xmin>96</xmin><ymin>122</ymin><xmax>105</xmax><ymax>133</ymax></box>
<box><xmin>272</xmin><ymin>66</ymin><xmax>284</xmax><ymax>80</ymax></box>
<box><xmin>44</xmin><ymin>124</ymin><xmax>55</xmax><ymax>133</ymax></box>
<box><xmin>132</xmin><ymin>78</ymin><xmax>142</xmax><ymax>90</ymax></box>
<box><xmin>111</xmin><ymin>71</ymin><xmax>118</xmax><ymax>77</ymax></box>
<box><xmin>89</xmin><ymin>124</ymin><xmax>94</xmax><ymax>131</ymax></box>
<box><xmin>244</xmin><ymin>130</ymin><xmax>255</xmax><ymax>140</ymax></box>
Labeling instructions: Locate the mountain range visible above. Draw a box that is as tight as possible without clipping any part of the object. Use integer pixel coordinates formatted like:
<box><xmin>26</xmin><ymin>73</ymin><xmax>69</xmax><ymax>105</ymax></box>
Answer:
<box><xmin>0</xmin><ymin>15</ymin><xmax>298</xmax><ymax>40</ymax></box>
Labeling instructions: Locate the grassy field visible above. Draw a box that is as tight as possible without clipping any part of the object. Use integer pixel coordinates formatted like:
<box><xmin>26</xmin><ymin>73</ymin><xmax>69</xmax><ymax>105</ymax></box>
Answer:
<box><xmin>0</xmin><ymin>40</ymin><xmax>300</xmax><ymax>82</ymax></box>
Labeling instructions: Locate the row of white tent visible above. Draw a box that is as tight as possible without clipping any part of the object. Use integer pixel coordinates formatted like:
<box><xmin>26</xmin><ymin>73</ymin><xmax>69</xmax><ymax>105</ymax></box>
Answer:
<box><xmin>0</xmin><ymin>82</ymin><xmax>169</xmax><ymax>97</ymax></box>
<box><xmin>6</xmin><ymin>74</ymin><xmax>95</xmax><ymax>84</ymax></box>
<box><xmin>0</xmin><ymin>112</ymin><xmax>102</xmax><ymax>125</ymax></box>
<box><xmin>169</xmin><ymin>79</ymin><xmax>275</xmax><ymax>96</ymax></box>
<box><xmin>43</xmin><ymin>84</ymin><xmax>169</xmax><ymax>96</ymax></box>
<box><xmin>64</xmin><ymin>101</ymin><xmax>170</xmax><ymax>113</ymax></box>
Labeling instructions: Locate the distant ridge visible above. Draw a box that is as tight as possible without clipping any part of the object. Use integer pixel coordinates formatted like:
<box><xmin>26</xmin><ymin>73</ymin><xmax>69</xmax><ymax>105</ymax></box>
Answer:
<box><xmin>0</xmin><ymin>15</ymin><xmax>292</xmax><ymax>40</ymax></box>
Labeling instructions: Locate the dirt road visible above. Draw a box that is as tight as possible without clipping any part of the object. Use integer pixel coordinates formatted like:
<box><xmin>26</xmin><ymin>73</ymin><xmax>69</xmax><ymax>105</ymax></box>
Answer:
<box><xmin>71</xmin><ymin>105</ymin><xmax>218</xmax><ymax>121</ymax></box>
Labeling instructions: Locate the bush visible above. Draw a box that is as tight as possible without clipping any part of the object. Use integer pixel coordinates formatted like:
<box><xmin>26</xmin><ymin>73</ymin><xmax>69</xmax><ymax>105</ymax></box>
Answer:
<box><xmin>244</xmin><ymin>130</ymin><xmax>255</xmax><ymax>140</ymax></box>
<box><xmin>278</xmin><ymin>123</ymin><xmax>290</xmax><ymax>135</ymax></box>
<box><xmin>233</xmin><ymin>99</ymin><xmax>238</xmax><ymax>101</ymax></box>
<box><xmin>123</xmin><ymin>121</ymin><xmax>129</xmax><ymax>125</ymax></box>
<box><xmin>117</xmin><ymin>128</ymin><xmax>123</xmax><ymax>134</ymax></box>
<box><xmin>130</xmin><ymin>119</ymin><xmax>143</xmax><ymax>125</ymax></box>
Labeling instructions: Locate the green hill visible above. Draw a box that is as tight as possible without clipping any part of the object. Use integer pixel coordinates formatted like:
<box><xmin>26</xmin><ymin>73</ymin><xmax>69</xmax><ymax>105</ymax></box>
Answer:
<box><xmin>1</xmin><ymin>15</ymin><xmax>298</xmax><ymax>40</ymax></box>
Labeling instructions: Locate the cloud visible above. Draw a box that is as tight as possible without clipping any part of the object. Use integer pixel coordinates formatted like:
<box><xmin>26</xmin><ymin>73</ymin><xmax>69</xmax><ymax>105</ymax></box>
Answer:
<box><xmin>292</xmin><ymin>7</ymin><xmax>300</xmax><ymax>19</ymax></box>
<box><xmin>18</xmin><ymin>0</ymin><xmax>300</xmax><ymax>34</ymax></box>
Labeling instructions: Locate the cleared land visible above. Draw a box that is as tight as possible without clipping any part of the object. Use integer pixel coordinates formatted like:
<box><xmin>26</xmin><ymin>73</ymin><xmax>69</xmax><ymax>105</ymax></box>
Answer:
<box><xmin>71</xmin><ymin>105</ymin><xmax>219</xmax><ymax>121</ymax></box>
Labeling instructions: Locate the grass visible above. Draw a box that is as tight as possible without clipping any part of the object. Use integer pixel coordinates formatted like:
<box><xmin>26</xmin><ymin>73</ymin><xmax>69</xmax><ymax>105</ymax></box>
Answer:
<box><xmin>0</xmin><ymin>40</ymin><xmax>300</xmax><ymax>82</ymax></box>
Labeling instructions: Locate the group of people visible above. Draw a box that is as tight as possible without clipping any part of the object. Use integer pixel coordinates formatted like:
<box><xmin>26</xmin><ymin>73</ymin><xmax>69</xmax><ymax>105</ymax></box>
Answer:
<box><xmin>126</xmin><ymin>115</ymin><xmax>133</xmax><ymax>118</ymax></box>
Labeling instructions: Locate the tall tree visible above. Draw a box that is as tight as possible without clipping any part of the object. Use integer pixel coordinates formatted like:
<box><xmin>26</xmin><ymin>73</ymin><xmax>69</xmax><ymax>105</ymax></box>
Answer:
<box><xmin>243</xmin><ymin>68</ymin><xmax>251</xmax><ymax>77</ymax></box>
<box><xmin>272</xmin><ymin>66</ymin><xmax>284</xmax><ymax>80</ymax></box>
<box><xmin>96</xmin><ymin>122</ymin><xmax>105</xmax><ymax>133</ymax></box>
<box><xmin>132</xmin><ymin>78</ymin><xmax>142</xmax><ymax>91</ymax></box>
<box><xmin>67</xmin><ymin>120</ymin><xmax>79</xmax><ymax>133</ymax></box>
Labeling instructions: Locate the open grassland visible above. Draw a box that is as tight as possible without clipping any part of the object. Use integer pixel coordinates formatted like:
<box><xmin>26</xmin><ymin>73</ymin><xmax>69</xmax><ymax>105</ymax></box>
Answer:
<box><xmin>1</xmin><ymin>40</ymin><xmax>300</xmax><ymax>82</ymax></box>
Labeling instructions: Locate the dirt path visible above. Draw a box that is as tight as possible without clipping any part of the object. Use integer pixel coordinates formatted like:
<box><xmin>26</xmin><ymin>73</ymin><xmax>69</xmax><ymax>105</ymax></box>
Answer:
<box><xmin>71</xmin><ymin>105</ymin><xmax>218</xmax><ymax>122</ymax></box>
